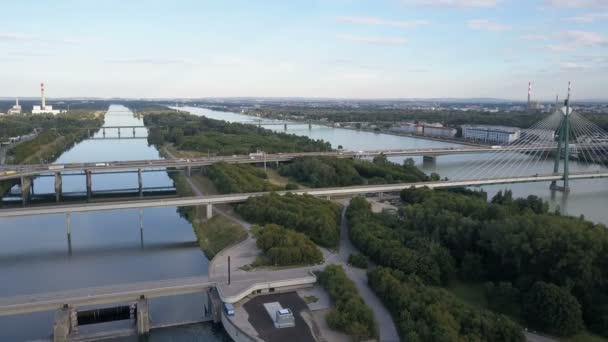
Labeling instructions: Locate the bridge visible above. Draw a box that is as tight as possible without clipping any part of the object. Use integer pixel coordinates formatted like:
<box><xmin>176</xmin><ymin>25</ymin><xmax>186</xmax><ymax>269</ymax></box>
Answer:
<box><xmin>1</xmin><ymin>171</ymin><xmax>607</xmax><ymax>219</ymax></box>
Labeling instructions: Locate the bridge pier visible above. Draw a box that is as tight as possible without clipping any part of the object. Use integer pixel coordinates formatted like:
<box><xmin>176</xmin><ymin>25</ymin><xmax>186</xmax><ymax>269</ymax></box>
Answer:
<box><xmin>102</xmin><ymin>128</ymin><xmax>106</xmax><ymax>137</ymax></box>
<box><xmin>206</xmin><ymin>204</ymin><xmax>213</xmax><ymax>219</ymax></box>
<box><xmin>132</xmin><ymin>127</ymin><xmax>136</xmax><ymax>137</ymax></box>
<box><xmin>186</xmin><ymin>166</ymin><xmax>192</xmax><ymax>177</ymax></box>
<box><xmin>138</xmin><ymin>168</ymin><xmax>143</xmax><ymax>197</ymax></box>
<box><xmin>53</xmin><ymin>306</ymin><xmax>74</xmax><ymax>342</ymax></box>
<box><xmin>85</xmin><ymin>170</ymin><xmax>92</xmax><ymax>199</ymax></box>
<box><xmin>117</xmin><ymin>127</ymin><xmax>121</xmax><ymax>138</ymax></box>
<box><xmin>20</xmin><ymin>176</ymin><xmax>31</xmax><ymax>205</ymax></box>
<box><xmin>308</xmin><ymin>121</ymin><xmax>312</xmax><ymax>130</ymax></box>
<box><xmin>55</xmin><ymin>172</ymin><xmax>62</xmax><ymax>202</ymax></box>
<box><xmin>136</xmin><ymin>297</ymin><xmax>150</xmax><ymax>335</ymax></box>
<box><xmin>284</xmin><ymin>123</ymin><xmax>287</xmax><ymax>130</ymax></box>
<box><xmin>422</xmin><ymin>155</ymin><xmax>437</xmax><ymax>163</ymax></box>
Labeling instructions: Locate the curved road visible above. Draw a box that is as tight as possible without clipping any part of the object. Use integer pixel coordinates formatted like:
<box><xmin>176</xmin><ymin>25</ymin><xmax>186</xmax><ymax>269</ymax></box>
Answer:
<box><xmin>337</xmin><ymin>201</ymin><xmax>400</xmax><ymax>342</ymax></box>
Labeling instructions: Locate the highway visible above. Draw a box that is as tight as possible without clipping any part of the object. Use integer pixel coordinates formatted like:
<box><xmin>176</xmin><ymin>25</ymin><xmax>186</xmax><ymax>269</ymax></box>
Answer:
<box><xmin>1</xmin><ymin>171</ymin><xmax>606</xmax><ymax>218</ymax></box>
<box><xmin>1</xmin><ymin>144</ymin><xmax>593</xmax><ymax>181</ymax></box>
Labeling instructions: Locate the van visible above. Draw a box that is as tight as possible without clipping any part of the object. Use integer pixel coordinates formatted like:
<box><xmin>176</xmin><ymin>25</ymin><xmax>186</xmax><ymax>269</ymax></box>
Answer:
<box><xmin>224</xmin><ymin>303</ymin><xmax>235</xmax><ymax>316</ymax></box>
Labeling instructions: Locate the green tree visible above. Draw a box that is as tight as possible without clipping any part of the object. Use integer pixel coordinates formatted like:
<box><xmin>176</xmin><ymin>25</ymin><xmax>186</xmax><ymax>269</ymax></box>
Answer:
<box><xmin>523</xmin><ymin>282</ymin><xmax>584</xmax><ymax>336</ymax></box>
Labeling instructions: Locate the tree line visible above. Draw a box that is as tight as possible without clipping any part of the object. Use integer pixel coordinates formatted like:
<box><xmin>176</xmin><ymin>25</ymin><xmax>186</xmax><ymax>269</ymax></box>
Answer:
<box><xmin>368</xmin><ymin>266</ymin><xmax>524</xmax><ymax>341</ymax></box>
<box><xmin>247</xmin><ymin>106</ymin><xmax>608</xmax><ymax>132</ymax></box>
<box><xmin>318</xmin><ymin>265</ymin><xmax>378</xmax><ymax>341</ymax></box>
<box><xmin>252</xmin><ymin>224</ymin><xmax>323</xmax><ymax>266</ymax></box>
<box><xmin>279</xmin><ymin>155</ymin><xmax>433</xmax><ymax>188</ymax></box>
<box><xmin>348</xmin><ymin>187</ymin><xmax>608</xmax><ymax>337</ymax></box>
<box><xmin>207</xmin><ymin>162</ymin><xmax>282</xmax><ymax>194</ymax></box>
<box><xmin>143</xmin><ymin>111</ymin><xmax>332</xmax><ymax>156</ymax></box>
<box><xmin>237</xmin><ymin>193</ymin><xmax>341</xmax><ymax>248</ymax></box>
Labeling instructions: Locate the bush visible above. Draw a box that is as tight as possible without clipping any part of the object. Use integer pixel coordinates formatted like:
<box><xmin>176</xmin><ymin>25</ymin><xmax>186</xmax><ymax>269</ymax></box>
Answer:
<box><xmin>369</xmin><ymin>267</ymin><xmax>524</xmax><ymax>342</ymax></box>
<box><xmin>348</xmin><ymin>253</ymin><xmax>368</xmax><ymax>269</ymax></box>
<box><xmin>207</xmin><ymin>162</ymin><xmax>281</xmax><ymax>194</ymax></box>
<box><xmin>318</xmin><ymin>265</ymin><xmax>377</xmax><ymax>341</ymax></box>
<box><xmin>279</xmin><ymin>155</ymin><xmax>429</xmax><ymax>188</ymax></box>
<box><xmin>285</xmin><ymin>182</ymin><xmax>299</xmax><ymax>190</ymax></box>
<box><xmin>523</xmin><ymin>282</ymin><xmax>584</xmax><ymax>336</ymax></box>
<box><xmin>237</xmin><ymin>193</ymin><xmax>341</xmax><ymax>248</ymax></box>
<box><xmin>252</xmin><ymin>224</ymin><xmax>323</xmax><ymax>266</ymax></box>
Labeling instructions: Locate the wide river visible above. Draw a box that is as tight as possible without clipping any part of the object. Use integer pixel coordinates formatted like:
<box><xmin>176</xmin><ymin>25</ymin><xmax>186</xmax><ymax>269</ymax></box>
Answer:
<box><xmin>181</xmin><ymin>106</ymin><xmax>608</xmax><ymax>225</ymax></box>
<box><xmin>1</xmin><ymin>104</ymin><xmax>607</xmax><ymax>341</ymax></box>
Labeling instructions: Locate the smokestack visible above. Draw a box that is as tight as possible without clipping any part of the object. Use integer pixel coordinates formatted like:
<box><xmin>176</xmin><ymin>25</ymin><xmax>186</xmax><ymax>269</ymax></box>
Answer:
<box><xmin>528</xmin><ymin>82</ymin><xmax>532</xmax><ymax>109</ymax></box>
<box><xmin>41</xmin><ymin>83</ymin><xmax>46</xmax><ymax>110</ymax></box>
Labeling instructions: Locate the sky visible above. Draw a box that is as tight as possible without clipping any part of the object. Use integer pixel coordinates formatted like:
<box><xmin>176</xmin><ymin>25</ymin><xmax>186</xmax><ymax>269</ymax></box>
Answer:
<box><xmin>1</xmin><ymin>0</ymin><xmax>607</xmax><ymax>100</ymax></box>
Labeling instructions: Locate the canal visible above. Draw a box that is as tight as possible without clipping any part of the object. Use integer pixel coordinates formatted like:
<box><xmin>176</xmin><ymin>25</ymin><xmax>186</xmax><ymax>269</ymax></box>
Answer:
<box><xmin>0</xmin><ymin>105</ymin><xmax>229</xmax><ymax>341</ymax></box>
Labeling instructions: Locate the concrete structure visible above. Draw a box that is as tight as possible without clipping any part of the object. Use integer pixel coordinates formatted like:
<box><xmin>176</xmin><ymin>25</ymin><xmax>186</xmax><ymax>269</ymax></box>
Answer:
<box><xmin>390</xmin><ymin>122</ymin><xmax>457</xmax><ymax>138</ymax></box>
<box><xmin>32</xmin><ymin>83</ymin><xmax>63</xmax><ymax>115</ymax></box>
<box><xmin>1</xmin><ymin>170</ymin><xmax>606</xmax><ymax>218</ymax></box>
<box><xmin>462</xmin><ymin>125</ymin><xmax>521</xmax><ymax>144</ymax></box>
<box><xmin>4</xmin><ymin>145</ymin><xmax>596</xmax><ymax>184</ymax></box>
<box><xmin>7</xmin><ymin>98</ymin><xmax>21</xmax><ymax>115</ymax></box>
<box><xmin>263</xmin><ymin>303</ymin><xmax>295</xmax><ymax>328</ymax></box>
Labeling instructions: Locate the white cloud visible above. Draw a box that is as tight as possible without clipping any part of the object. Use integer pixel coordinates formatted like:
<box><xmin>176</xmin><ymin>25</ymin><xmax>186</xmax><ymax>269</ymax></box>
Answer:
<box><xmin>402</xmin><ymin>0</ymin><xmax>498</xmax><ymax>7</ymax></box>
<box><xmin>337</xmin><ymin>34</ymin><xmax>407</xmax><ymax>45</ymax></box>
<box><xmin>467</xmin><ymin>19</ymin><xmax>510</xmax><ymax>32</ymax></box>
<box><xmin>337</xmin><ymin>16</ymin><xmax>431</xmax><ymax>28</ymax></box>
<box><xmin>546</xmin><ymin>0</ymin><xmax>608</xmax><ymax>8</ymax></box>
<box><xmin>545</xmin><ymin>44</ymin><xmax>576</xmax><ymax>52</ymax></box>
<box><xmin>0</xmin><ymin>32</ymin><xmax>79</xmax><ymax>45</ymax></box>
<box><xmin>0</xmin><ymin>32</ymin><xmax>36</xmax><ymax>42</ymax></box>
<box><xmin>567</xmin><ymin>12</ymin><xmax>608</xmax><ymax>23</ymax></box>
<box><xmin>107</xmin><ymin>58</ymin><xmax>193</xmax><ymax>65</ymax></box>
<box><xmin>565</xmin><ymin>30</ymin><xmax>608</xmax><ymax>46</ymax></box>
<box><xmin>520</xmin><ymin>34</ymin><xmax>547</xmax><ymax>41</ymax></box>
<box><xmin>561</xmin><ymin>62</ymin><xmax>590</xmax><ymax>70</ymax></box>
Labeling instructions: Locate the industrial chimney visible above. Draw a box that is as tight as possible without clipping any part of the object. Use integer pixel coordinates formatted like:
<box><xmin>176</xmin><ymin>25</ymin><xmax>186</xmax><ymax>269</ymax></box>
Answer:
<box><xmin>528</xmin><ymin>82</ymin><xmax>532</xmax><ymax>109</ymax></box>
<box><xmin>41</xmin><ymin>82</ymin><xmax>46</xmax><ymax>110</ymax></box>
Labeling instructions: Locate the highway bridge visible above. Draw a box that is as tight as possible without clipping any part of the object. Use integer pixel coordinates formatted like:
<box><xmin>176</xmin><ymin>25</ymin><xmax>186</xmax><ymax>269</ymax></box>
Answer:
<box><xmin>1</xmin><ymin>171</ymin><xmax>606</xmax><ymax>218</ymax></box>
<box><xmin>0</xmin><ymin>144</ymin><xmax>576</xmax><ymax>181</ymax></box>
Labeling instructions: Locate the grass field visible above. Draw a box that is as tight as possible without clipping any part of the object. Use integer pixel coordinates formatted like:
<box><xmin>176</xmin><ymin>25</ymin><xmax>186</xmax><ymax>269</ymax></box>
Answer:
<box><xmin>193</xmin><ymin>215</ymin><xmax>247</xmax><ymax>259</ymax></box>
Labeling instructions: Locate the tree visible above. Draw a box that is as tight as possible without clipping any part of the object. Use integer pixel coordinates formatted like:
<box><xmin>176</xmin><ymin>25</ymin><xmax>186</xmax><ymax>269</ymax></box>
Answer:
<box><xmin>523</xmin><ymin>282</ymin><xmax>584</xmax><ymax>336</ymax></box>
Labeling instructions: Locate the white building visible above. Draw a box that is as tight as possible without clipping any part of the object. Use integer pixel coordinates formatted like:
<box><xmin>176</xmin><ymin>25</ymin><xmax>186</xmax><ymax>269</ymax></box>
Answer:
<box><xmin>31</xmin><ymin>83</ymin><xmax>63</xmax><ymax>115</ymax></box>
<box><xmin>462</xmin><ymin>125</ymin><xmax>521</xmax><ymax>145</ymax></box>
<box><xmin>7</xmin><ymin>98</ymin><xmax>21</xmax><ymax>115</ymax></box>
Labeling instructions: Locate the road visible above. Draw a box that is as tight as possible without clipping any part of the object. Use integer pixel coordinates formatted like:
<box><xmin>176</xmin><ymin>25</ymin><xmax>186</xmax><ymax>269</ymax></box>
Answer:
<box><xmin>2</xmin><ymin>171</ymin><xmax>607</xmax><ymax>218</ymax></box>
<box><xmin>3</xmin><ymin>143</ymin><xmax>589</xmax><ymax>181</ymax></box>
<box><xmin>337</xmin><ymin>200</ymin><xmax>400</xmax><ymax>342</ymax></box>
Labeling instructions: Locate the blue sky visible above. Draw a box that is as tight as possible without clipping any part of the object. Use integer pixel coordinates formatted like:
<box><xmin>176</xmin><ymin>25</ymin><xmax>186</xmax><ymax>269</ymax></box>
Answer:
<box><xmin>1</xmin><ymin>0</ymin><xmax>607</xmax><ymax>100</ymax></box>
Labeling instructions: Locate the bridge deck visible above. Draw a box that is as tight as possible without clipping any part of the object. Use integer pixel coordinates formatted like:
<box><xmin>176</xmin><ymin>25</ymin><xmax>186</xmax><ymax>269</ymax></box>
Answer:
<box><xmin>0</xmin><ymin>172</ymin><xmax>606</xmax><ymax>218</ymax></box>
<box><xmin>0</xmin><ymin>145</ymin><xmax>576</xmax><ymax>181</ymax></box>
<box><xmin>0</xmin><ymin>276</ymin><xmax>214</xmax><ymax>316</ymax></box>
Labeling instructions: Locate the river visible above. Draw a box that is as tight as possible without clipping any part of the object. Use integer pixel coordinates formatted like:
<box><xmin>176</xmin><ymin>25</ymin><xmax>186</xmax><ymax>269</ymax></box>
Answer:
<box><xmin>180</xmin><ymin>106</ymin><xmax>608</xmax><ymax>225</ymax></box>
<box><xmin>0</xmin><ymin>105</ymin><xmax>230</xmax><ymax>341</ymax></box>
<box><xmin>1</xmin><ymin>104</ymin><xmax>607</xmax><ymax>341</ymax></box>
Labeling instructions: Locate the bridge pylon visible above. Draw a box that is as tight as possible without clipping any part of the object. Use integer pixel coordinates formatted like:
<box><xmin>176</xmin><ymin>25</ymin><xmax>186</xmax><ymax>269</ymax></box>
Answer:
<box><xmin>550</xmin><ymin>82</ymin><xmax>572</xmax><ymax>192</ymax></box>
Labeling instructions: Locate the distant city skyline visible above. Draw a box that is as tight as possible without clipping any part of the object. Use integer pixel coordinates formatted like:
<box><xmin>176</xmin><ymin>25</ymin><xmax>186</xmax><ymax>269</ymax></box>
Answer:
<box><xmin>1</xmin><ymin>0</ymin><xmax>607</xmax><ymax>100</ymax></box>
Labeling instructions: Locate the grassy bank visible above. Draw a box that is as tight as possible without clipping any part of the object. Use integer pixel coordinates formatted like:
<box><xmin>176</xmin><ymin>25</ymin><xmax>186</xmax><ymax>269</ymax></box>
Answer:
<box><xmin>193</xmin><ymin>215</ymin><xmax>247</xmax><ymax>258</ymax></box>
<box><xmin>168</xmin><ymin>170</ymin><xmax>248</xmax><ymax>259</ymax></box>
